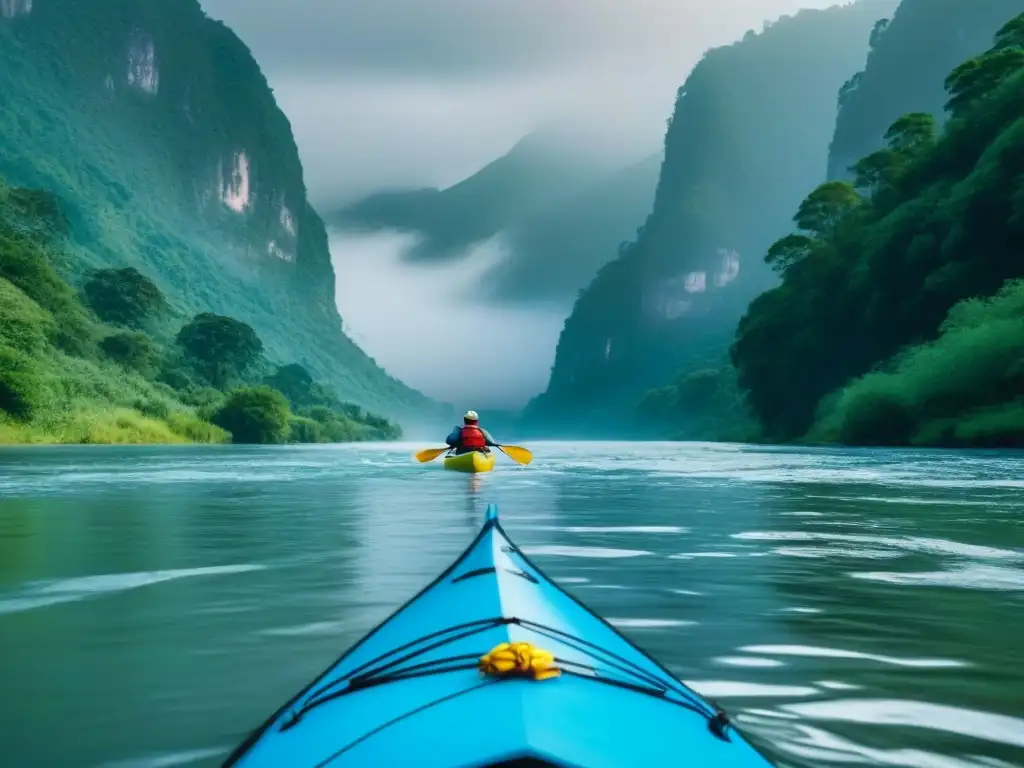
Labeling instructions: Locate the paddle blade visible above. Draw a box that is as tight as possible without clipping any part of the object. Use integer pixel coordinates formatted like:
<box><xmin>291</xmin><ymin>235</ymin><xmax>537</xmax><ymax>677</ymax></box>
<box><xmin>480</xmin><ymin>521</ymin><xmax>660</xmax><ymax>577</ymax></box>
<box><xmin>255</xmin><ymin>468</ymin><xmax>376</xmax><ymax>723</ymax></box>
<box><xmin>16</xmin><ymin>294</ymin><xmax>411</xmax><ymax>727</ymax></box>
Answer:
<box><xmin>414</xmin><ymin>447</ymin><xmax>448</xmax><ymax>463</ymax></box>
<box><xmin>499</xmin><ymin>445</ymin><xmax>533</xmax><ymax>465</ymax></box>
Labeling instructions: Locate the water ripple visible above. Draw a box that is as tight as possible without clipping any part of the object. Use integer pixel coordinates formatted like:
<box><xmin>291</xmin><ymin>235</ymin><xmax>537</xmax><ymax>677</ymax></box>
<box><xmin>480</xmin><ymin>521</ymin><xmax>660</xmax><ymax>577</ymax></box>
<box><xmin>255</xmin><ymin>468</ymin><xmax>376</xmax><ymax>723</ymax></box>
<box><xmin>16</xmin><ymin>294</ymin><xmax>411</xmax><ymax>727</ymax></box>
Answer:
<box><xmin>782</xmin><ymin>699</ymin><xmax>1024</xmax><ymax>749</ymax></box>
<box><xmin>0</xmin><ymin>564</ymin><xmax>265</xmax><ymax>616</ymax></box>
<box><xmin>740</xmin><ymin>645</ymin><xmax>968</xmax><ymax>669</ymax></box>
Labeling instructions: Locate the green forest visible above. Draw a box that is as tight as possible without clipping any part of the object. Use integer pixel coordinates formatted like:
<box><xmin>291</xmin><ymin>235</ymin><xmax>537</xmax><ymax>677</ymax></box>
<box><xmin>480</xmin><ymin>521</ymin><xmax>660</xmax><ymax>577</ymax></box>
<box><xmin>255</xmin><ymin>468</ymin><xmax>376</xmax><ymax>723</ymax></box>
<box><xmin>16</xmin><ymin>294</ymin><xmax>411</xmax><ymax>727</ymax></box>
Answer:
<box><xmin>0</xmin><ymin>0</ymin><xmax>439</xmax><ymax>435</ymax></box>
<box><xmin>0</xmin><ymin>179</ymin><xmax>400</xmax><ymax>444</ymax></box>
<box><xmin>730</xmin><ymin>14</ymin><xmax>1024</xmax><ymax>447</ymax></box>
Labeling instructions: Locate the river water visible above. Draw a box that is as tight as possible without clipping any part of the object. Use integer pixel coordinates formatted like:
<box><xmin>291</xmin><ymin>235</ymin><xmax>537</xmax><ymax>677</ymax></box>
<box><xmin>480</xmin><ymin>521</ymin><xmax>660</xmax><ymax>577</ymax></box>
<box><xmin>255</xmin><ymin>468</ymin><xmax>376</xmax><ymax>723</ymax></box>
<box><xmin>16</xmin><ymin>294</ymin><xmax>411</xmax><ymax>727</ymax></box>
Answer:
<box><xmin>0</xmin><ymin>442</ymin><xmax>1022</xmax><ymax>768</ymax></box>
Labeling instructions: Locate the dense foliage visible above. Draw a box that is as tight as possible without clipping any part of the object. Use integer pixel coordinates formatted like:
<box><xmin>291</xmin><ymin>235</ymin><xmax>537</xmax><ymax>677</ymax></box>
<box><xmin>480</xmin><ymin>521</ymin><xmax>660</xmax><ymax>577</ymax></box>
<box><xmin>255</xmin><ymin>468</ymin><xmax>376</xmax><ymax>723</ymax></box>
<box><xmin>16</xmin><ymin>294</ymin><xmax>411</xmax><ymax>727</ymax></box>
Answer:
<box><xmin>522</xmin><ymin>2</ymin><xmax>894</xmax><ymax>435</ymax></box>
<box><xmin>0</xmin><ymin>178</ymin><xmax>402</xmax><ymax>444</ymax></box>
<box><xmin>100</xmin><ymin>330</ymin><xmax>159</xmax><ymax>376</ymax></box>
<box><xmin>0</xmin><ymin>0</ymin><xmax>438</xmax><ymax>423</ymax></box>
<box><xmin>176</xmin><ymin>312</ymin><xmax>264</xmax><ymax>387</ymax></box>
<box><xmin>210</xmin><ymin>386</ymin><xmax>291</xmax><ymax>445</ymax></box>
<box><xmin>731</xmin><ymin>15</ymin><xmax>1024</xmax><ymax>446</ymax></box>
<box><xmin>636</xmin><ymin>363</ymin><xmax>756</xmax><ymax>442</ymax></box>
<box><xmin>83</xmin><ymin>267</ymin><xmax>166</xmax><ymax>327</ymax></box>
<box><xmin>827</xmin><ymin>0</ymin><xmax>1024</xmax><ymax>180</ymax></box>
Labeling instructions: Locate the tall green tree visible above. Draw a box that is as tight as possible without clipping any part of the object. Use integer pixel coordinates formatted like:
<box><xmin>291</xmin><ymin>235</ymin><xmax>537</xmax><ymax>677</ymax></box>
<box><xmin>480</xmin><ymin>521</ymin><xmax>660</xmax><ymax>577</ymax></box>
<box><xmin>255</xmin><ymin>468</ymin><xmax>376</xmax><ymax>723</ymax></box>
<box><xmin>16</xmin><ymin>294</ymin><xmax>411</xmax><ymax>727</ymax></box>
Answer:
<box><xmin>764</xmin><ymin>234</ymin><xmax>816</xmax><ymax>274</ymax></box>
<box><xmin>83</xmin><ymin>267</ymin><xmax>166</xmax><ymax>327</ymax></box>
<box><xmin>99</xmin><ymin>330</ymin><xmax>158</xmax><ymax>376</ymax></box>
<box><xmin>211</xmin><ymin>386</ymin><xmax>291</xmax><ymax>444</ymax></box>
<box><xmin>176</xmin><ymin>312</ymin><xmax>263</xmax><ymax>387</ymax></box>
<box><xmin>793</xmin><ymin>181</ymin><xmax>864</xmax><ymax>240</ymax></box>
<box><xmin>944</xmin><ymin>15</ymin><xmax>1024</xmax><ymax>116</ymax></box>
<box><xmin>882</xmin><ymin>112</ymin><xmax>937</xmax><ymax>153</ymax></box>
<box><xmin>264</xmin><ymin>363</ymin><xmax>315</xmax><ymax>404</ymax></box>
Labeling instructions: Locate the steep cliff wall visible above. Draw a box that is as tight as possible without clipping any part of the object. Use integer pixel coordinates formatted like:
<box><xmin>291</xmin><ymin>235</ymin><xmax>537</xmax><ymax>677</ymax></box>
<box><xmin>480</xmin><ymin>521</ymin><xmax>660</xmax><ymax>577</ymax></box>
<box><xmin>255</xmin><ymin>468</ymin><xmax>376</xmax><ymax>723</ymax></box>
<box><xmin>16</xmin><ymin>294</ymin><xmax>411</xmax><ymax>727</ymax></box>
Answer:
<box><xmin>522</xmin><ymin>1</ymin><xmax>895</xmax><ymax>434</ymax></box>
<box><xmin>0</xmin><ymin>0</ymin><xmax>440</xmax><ymax>423</ymax></box>
<box><xmin>828</xmin><ymin>0</ymin><xmax>1024</xmax><ymax>180</ymax></box>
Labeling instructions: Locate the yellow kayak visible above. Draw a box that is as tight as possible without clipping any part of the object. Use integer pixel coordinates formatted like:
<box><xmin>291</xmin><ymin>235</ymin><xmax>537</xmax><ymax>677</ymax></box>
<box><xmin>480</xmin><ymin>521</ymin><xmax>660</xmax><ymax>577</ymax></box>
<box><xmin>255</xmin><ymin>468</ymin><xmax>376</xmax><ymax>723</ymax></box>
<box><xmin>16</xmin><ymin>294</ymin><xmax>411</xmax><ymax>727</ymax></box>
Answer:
<box><xmin>443</xmin><ymin>450</ymin><xmax>496</xmax><ymax>473</ymax></box>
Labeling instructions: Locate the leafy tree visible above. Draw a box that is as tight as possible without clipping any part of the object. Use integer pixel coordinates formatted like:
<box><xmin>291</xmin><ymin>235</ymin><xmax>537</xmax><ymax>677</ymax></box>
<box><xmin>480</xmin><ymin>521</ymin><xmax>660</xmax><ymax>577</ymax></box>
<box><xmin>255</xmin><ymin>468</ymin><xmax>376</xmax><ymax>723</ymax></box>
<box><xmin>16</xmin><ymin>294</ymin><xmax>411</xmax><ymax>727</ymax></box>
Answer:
<box><xmin>945</xmin><ymin>48</ymin><xmax>1024</xmax><ymax>115</ymax></box>
<box><xmin>303</xmin><ymin>405</ymin><xmax>337</xmax><ymax>426</ymax></box>
<box><xmin>83</xmin><ymin>267</ymin><xmax>166</xmax><ymax>327</ymax></box>
<box><xmin>157</xmin><ymin>361</ymin><xmax>196</xmax><ymax>393</ymax></box>
<box><xmin>210</xmin><ymin>385</ymin><xmax>290</xmax><ymax>444</ymax></box>
<box><xmin>851</xmin><ymin>149</ymin><xmax>901</xmax><ymax>196</ymax></box>
<box><xmin>176</xmin><ymin>312</ymin><xmax>263</xmax><ymax>387</ymax></box>
<box><xmin>764</xmin><ymin>234</ymin><xmax>815</xmax><ymax>273</ymax></box>
<box><xmin>882</xmin><ymin>112</ymin><xmax>937</xmax><ymax>153</ymax></box>
<box><xmin>793</xmin><ymin>181</ymin><xmax>863</xmax><ymax>240</ymax></box>
<box><xmin>850</xmin><ymin>113</ymin><xmax>937</xmax><ymax>200</ymax></box>
<box><xmin>264</xmin><ymin>363</ymin><xmax>315</xmax><ymax>405</ymax></box>
<box><xmin>287</xmin><ymin>416</ymin><xmax>323</xmax><ymax>443</ymax></box>
<box><xmin>100</xmin><ymin>330</ymin><xmax>158</xmax><ymax>376</ymax></box>
<box><xmin>994</xmin><ymin>13</ymin><xmax>1024</xmax><ymax>50</ymax></box>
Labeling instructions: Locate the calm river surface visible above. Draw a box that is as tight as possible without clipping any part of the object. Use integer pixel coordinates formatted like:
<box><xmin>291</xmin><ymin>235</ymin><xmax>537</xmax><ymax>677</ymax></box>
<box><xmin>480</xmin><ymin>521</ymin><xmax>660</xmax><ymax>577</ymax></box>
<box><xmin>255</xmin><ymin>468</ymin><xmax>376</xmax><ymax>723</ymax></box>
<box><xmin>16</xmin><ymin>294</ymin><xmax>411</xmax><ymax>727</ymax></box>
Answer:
<box><xmin>1</xmin><ymin>442</ymin><xmax>1022</xmax><ymax>768</ymax></box>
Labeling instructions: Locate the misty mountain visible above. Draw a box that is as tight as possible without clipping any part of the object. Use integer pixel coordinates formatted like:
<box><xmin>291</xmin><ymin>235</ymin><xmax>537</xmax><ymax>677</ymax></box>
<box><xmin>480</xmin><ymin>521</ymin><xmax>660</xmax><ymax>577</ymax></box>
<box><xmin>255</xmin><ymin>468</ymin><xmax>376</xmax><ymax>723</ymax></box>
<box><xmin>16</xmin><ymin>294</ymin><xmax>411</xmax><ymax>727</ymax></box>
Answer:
<box><xmin>483</xmin><ymin>152</ymin><xmax>662</xmax><ymax>306</ymax></box>
<box><xmin>328</xmin><ymin>129</ymin><xmax>626</xmax><ymax>262</ymax></box>
<box><xmin>328</xmin><ymin>127</ymin><xmax>662</xmax><ymax>309</ymax></box>
<box><xmin>520</xmin><ymin>0</ymin><xmax>897</xmax><ymax>436</ymax></box>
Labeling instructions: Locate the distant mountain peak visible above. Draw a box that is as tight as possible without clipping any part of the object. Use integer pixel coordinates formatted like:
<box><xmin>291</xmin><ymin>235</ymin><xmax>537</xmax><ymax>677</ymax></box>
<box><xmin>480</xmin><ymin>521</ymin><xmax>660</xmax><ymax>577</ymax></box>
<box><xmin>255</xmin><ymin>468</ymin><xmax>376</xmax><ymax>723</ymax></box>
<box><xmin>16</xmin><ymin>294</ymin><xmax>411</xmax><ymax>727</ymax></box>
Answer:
<box><xmin>327</xmin><ymin>125</ymin><xmax>634</xmax><ymax>262</ymax></box>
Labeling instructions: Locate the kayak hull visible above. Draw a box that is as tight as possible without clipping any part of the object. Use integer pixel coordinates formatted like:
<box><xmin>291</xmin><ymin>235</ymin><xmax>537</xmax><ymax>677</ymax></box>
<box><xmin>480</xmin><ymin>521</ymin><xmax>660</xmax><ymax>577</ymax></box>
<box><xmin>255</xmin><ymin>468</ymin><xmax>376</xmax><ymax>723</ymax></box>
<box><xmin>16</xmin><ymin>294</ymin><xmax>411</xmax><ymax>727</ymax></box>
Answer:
<box><xmin>443</xmin><ymin>450</ymin><xmax>496</xmax><ymax>473</ymax></box>
<box><xmin>223</xmin><ymin>504</ymin><xmax>775</xmax><ymax>768</ymax></box>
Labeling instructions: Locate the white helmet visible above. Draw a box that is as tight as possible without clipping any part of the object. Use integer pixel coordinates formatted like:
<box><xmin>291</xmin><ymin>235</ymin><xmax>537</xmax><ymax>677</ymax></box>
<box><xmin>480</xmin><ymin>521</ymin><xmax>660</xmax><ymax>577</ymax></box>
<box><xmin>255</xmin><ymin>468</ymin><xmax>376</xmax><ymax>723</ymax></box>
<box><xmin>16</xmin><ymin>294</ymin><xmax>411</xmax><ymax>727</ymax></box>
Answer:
<box><xmin>464</xmin><ymin>410</ymin><xmax>479</xmax><ymax>422</ymax></box>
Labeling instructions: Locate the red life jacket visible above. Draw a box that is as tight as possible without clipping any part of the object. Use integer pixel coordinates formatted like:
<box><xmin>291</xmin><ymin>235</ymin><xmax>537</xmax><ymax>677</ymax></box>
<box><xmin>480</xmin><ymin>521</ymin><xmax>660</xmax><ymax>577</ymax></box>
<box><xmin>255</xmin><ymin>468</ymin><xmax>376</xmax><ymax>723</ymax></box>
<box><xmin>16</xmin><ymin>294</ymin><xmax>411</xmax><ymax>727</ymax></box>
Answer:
<box><xmin>459</xmin><ymin>424</ymin><xmax>487</xmax><ymax>449</ymax></box>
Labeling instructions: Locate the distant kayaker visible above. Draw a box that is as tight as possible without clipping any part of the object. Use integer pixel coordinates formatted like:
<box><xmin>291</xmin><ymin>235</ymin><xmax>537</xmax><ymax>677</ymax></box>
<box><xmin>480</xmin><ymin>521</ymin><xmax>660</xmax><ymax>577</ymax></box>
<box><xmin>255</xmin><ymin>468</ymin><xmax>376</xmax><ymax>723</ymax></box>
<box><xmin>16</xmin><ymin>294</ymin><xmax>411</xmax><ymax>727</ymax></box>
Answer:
<box><xmin>446</xmin><ymin>410</ymin><xmax>498</xmax><ymax>455</ymax></box>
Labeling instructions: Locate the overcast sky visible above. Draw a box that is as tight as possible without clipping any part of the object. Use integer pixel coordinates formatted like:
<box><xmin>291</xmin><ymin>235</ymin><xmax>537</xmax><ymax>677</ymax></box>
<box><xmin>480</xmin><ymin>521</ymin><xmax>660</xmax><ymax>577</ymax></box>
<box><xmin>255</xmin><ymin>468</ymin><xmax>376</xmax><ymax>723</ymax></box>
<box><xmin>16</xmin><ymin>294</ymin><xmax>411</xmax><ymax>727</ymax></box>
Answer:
<box><xmin>199</xmin><ymin>0</ymin><xmax>841</xmax><ymax>207</ymax></box>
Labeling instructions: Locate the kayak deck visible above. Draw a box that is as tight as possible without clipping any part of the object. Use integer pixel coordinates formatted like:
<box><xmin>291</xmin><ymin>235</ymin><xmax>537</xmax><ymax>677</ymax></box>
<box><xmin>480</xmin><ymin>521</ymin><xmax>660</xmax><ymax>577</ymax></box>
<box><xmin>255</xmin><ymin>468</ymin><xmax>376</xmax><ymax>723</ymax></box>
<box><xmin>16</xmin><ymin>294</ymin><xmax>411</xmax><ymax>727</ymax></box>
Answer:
<box><xmin>443</xmin><ymin>450</ymin><xmax>496</xmax><ymax>473</ymax></box>
<box><xmin>223</xmin><ymin>504</ymin><xmax>774</xmax><ymax>767</ymax></box>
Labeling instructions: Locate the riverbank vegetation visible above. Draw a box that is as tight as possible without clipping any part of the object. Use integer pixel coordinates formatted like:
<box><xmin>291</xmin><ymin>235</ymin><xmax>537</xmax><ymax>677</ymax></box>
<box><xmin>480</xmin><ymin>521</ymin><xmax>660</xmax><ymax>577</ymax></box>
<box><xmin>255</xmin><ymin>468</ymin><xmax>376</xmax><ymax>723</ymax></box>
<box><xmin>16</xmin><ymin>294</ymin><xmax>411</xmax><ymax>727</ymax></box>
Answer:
<box><xmin>0</xmin><ymin>181</ymin><xmax>401</xmax><ymax>445</ymax></box>
<box><xmin>728</xmin><ymin>14</ymin><xmax>1024</xmax><ymax>447</ymax></box>
<box><xmin>636</xmin><ymin>362</ymin><xmax>758</xmax><ymax>443</ymax></box>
